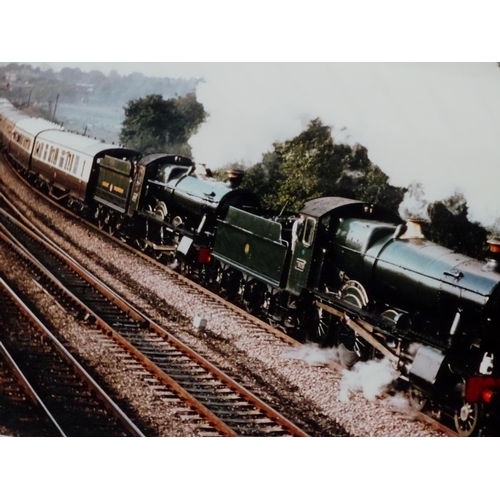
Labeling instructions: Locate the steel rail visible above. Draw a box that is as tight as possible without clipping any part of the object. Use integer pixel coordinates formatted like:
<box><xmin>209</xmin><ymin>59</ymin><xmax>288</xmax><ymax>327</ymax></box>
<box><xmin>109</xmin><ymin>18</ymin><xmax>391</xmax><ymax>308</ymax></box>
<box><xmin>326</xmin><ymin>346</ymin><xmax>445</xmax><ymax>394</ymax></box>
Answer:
<box><xmin>0</xmin><ymin>340</ymin><xmax>66</xmax><ymax>436</ymax></box>
<box><xmin>0</xmin><ymin>277</ymin><xmax>145</xmax><ymax>437</ymax></box>
<box><xmin>0</xmin><ymin>202</ymin><xmax>308</xmax><ymax>436</ymax></box>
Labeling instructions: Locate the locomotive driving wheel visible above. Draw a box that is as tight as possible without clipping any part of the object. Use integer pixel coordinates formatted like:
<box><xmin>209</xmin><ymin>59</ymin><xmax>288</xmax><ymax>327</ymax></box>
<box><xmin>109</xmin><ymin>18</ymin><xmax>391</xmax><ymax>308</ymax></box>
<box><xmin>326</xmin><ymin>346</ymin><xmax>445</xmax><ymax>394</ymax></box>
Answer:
<box><xmin>408</xmin><ymin>386</ymin><xmax>427</xmax><ymax>412</ymax></box>
<box><xmin>338</xmin><ymin>280</ymin><xmax>370</xmax><ymax>368</ymax></box>
<box><xmin>303</xmin><ymin>306</ymin><xmax>337</xmax><ymax>346</ymax></box>
<box><xmin>454</xmin><ymin>400</ymin><xmax>482</xmax><ymax>437</ymax></box>
<box><xmin>94</xmin><ymin>204</ymin><xmax>105</xmax><ymax>229</ymax></box>
<box><xmin>243</xmin><ymin>280</ymin><xmax>267</xmax><ymax>314</ymax></box>
<box><xmin>220</xmin><ymin>268</ymin><xmax>241</xmax><ymax>301</ymax></box>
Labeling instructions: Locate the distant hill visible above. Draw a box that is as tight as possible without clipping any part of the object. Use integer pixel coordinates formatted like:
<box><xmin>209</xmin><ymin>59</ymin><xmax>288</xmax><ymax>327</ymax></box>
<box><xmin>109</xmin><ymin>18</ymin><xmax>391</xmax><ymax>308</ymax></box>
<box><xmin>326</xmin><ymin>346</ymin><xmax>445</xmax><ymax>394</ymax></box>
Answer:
<box><xmin>0</xmin><ymin>63</ymin><xmax>200</xmax><ymax>143</ymax></box>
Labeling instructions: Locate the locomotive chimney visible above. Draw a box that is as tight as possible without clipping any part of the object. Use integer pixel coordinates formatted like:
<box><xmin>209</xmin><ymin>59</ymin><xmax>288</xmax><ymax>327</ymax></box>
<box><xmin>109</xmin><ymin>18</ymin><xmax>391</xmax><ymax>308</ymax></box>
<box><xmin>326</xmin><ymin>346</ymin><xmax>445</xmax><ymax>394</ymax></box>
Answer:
<box><xmin>398</xmin><ymin>218</ymin><xmax>426</xmax><ymax>240</ymax></box>
<box><xmin>225</xmin><ymin>169</ymin><xmax>244</xmax><ymax>188</ymax></box>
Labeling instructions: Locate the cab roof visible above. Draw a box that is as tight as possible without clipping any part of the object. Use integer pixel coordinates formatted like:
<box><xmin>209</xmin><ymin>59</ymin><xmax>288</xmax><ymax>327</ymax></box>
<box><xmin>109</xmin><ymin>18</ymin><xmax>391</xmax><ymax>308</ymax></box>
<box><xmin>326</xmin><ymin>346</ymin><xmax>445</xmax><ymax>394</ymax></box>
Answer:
<box><xmin>301</xmin><ymin>196</ymin><xmax>402</xmax><ymax>223</ymax></box>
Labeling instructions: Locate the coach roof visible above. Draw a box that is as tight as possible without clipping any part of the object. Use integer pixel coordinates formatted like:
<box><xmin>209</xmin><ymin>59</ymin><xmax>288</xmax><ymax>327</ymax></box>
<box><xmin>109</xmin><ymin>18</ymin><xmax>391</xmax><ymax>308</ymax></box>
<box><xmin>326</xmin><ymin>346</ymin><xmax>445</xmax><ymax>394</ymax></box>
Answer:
<box><xmin>0</xmin><ymin>107</ymin><xmax>28</xmax><ymax>124</ymax></box>
<box><xmin>14</xmin><ymin>117</ymin><xmax>63</xmax><ymax>136</ymax></box>
<box><xmin>37</xmin><ymin>129</ymin><xmax>126</xmax><ymax>157</ymax></box>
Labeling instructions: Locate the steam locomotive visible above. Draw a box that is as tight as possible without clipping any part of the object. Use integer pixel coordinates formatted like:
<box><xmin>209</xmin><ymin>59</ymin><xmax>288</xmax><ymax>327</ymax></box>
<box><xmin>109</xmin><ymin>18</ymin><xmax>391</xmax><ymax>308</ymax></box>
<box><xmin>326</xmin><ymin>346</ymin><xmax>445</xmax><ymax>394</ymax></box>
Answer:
<box><xmin>2</xmin><ymin>100</ymin><xmax>500</xmax><ymax>435</ymax></box>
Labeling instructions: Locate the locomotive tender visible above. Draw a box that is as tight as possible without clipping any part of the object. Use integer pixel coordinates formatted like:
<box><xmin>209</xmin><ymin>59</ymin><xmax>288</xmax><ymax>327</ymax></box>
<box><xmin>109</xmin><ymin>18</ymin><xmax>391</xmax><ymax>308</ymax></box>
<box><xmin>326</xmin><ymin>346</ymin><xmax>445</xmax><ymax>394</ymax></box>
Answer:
<box><xmin>2</xmin><ymin>99</ymin><xmax>500</xmax><ymax>435</ymax></box>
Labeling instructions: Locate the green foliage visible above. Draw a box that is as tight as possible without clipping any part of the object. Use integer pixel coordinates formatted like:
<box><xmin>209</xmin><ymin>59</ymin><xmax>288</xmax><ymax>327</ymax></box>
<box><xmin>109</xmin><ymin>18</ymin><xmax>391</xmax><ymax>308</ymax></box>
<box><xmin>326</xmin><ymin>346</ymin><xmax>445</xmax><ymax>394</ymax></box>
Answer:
<box><xmin>241</xmin><ymin>118</ymin><xmax>406</xmax><ymax>213</ymax></box>
<box><xmin>426</xmin><ymin>192</ymin><xmax>488</xmax><ymax>259</ymax></box>
<box><xmin>119</xmin><ymin>93</ymin><xmax>207</xmax><ymax>155</ymax></box>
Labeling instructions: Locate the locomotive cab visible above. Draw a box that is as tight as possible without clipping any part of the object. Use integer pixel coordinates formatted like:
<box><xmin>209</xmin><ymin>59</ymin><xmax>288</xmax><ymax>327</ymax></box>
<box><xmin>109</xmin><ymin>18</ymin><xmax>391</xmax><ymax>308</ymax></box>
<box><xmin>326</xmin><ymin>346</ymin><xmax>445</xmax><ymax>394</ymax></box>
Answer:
<box><xmin>286</xmin><ymin>197</ymin><xmax>402</xmax><ymax>296</ymax></box>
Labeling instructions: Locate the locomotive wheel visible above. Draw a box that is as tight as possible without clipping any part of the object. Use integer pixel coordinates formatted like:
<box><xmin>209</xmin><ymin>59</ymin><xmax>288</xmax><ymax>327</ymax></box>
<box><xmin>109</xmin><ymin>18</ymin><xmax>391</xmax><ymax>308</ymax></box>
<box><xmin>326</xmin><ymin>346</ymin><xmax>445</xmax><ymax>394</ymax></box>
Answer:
<box><xmin>265</xmin><ymin>293</ymin><xmax>283</xmax><ymax>328</ymax></box>
<box><xmin>103</xmin><ymin>211</ymin><xmax>115</xmax><ymax>235</ymax></box>
<box><xmin>338</xmin><ymin>281</ymin><xmax>370</xmax><ymax>368</ymax></box>
<box><xmin>135</xmin><ymin>227</ymin><xmax>148</xmax><ymax>252</ymax></box>
<box><xmin>243</xmin><ymin>280</ymin><xmax>266</xmax><ymax>314</ymax></box>
<box><xmin>110</xmin><ymin>215</ymin><xmax>123</xmax><ymax>237</ymax></box>
<box><xmin>135</xmin><ymin>237</ymin><xmax>148</xmax><ymax>252</ymax></box>
<box><xmin>220</xmin><ymin>269</ymin><xmax>241</xmax><ymax>301</ymax></box>
<box><xmin>338</xmin><ymin>326</ymin><xmax>368</xmax><ymax>369</ymax></box>
<box><xmin>107</xmin><ymin>222</ymin><xmax>116</xmax><ymax>236</ymax></box>
<box><xmin>94</xmin><ymin>204</ymin><xmax>106</xmax><ymax>230</ymax></box>
<box><xmin>304</xmin><ymin>306</ymin><xmax>337</xmax><ymax>346</ymax></box>
<box><xmin>408</xmin><ymin>386</ymin><xmax>427</xmax><ymax>412</ymax></box>
<box><xmin>454</xmin><ymin>401</ymin><xmax>482</xmax><ymax>437</ymax></box>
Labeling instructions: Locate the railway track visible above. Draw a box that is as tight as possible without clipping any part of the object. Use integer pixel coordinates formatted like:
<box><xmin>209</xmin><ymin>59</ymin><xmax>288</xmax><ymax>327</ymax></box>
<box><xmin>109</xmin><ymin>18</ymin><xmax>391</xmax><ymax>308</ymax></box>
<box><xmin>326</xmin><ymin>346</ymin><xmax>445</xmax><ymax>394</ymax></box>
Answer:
<box><xmin>0</xmin><ymin>278</ymin><xmax>144</xmax><ymax>437</ymax></box>
<box><xmin>0</xmin><ymin>194</ymin><xmax>308</xmax><ymax>437</ymax></box>
<box><xmin>0</xmin><ymin>341</ymin><xmax>59</xmax><ymax>437</ymax></box>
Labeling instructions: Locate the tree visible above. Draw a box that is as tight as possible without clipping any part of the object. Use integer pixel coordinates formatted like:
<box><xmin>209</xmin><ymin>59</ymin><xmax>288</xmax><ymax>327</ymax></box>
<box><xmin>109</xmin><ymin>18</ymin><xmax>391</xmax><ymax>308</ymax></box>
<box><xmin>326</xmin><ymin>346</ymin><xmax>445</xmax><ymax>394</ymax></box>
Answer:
<box><xmin>119</xmin><ymin>93</ymin><xmax>207</xmax><ymax>155</ymax></box>
<box><xmin>241</xmin><ymin>118</ymin><xmax>405</xmax><ymax>213</ymax></box>
<box><xmin>426</xmin><ymin>191</ymin><xmax>488</xmax><ymax>259</ymax></box>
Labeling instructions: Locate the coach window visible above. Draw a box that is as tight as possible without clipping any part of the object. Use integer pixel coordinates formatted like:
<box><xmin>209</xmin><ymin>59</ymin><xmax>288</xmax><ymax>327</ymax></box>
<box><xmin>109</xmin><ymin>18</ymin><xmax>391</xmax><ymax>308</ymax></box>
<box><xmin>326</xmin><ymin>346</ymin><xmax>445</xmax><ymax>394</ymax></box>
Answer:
<box><xmin>302</xmin><ymin>218</ymin><xmax>316</xmax><ymax>247</ymax></box>
<box><xmin>73</xmin><ymin>156</ymin><xmax>80</xmax><ymax>175</ymax></box>
<box><xmin>43</xmin><ymin>144</ymin><xmax>48</xmax><ymax>160</ymax></box>
<box><xmin>65</xmin><ymin>153</ymin><xmax>72</xmax><ymax>171</ymax></box>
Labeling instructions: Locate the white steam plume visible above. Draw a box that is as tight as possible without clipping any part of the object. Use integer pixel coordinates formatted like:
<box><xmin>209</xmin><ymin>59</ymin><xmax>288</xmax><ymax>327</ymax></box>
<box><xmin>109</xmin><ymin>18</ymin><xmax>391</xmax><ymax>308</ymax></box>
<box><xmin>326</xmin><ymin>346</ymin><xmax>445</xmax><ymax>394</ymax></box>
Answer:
<box><xmin>338</xmin><ymin>357</ymin><xmax>399</xmax><ymax>402</ymax></box>
<box><xmin>283</xmin><ymin>345</ymin><xmax>400</xmax><ymax>404</ymax></box>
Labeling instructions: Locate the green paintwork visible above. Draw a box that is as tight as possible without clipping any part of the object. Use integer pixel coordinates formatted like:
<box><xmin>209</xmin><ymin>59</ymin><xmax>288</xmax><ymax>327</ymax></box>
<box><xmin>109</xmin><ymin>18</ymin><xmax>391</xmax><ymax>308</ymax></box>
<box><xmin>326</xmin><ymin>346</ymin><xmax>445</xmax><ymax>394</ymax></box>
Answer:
<box><xmin>93</xmin><ymin>155</ymin><xmax>133</xmax><ymax>212</ymax></box>
<box><xmin>212</xmin><ymin>207</ymin><xmax>289</xmax><ymax>288</ymax></box>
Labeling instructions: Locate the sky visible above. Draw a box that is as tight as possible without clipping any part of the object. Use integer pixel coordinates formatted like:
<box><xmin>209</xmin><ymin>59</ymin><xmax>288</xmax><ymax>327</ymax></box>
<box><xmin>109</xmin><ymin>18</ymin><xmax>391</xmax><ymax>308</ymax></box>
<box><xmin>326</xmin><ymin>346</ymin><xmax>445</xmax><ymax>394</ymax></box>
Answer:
<box><xmin>33</xmin><ymin>62</ymin><xmax>500</xmax><ymax>227</ymax></box>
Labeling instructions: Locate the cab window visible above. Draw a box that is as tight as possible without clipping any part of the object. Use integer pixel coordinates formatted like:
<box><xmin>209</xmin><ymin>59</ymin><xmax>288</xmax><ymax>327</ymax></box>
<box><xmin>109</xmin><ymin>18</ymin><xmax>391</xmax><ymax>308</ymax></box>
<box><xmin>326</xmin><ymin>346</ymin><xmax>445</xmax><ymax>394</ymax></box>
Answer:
<box><xmin>303</xmin><ymin>218</ymin><xmax>316</xmax><ymax>247</ymax></box>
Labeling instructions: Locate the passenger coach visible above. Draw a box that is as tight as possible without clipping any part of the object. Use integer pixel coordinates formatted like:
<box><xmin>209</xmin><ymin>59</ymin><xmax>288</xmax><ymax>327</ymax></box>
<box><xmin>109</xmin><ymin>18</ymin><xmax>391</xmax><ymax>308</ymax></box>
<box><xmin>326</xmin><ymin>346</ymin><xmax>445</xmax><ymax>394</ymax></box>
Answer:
<box><xmin>29</xmin><ymin>130</ymin><xmax>137</xmax><ymax>202</ymax></box>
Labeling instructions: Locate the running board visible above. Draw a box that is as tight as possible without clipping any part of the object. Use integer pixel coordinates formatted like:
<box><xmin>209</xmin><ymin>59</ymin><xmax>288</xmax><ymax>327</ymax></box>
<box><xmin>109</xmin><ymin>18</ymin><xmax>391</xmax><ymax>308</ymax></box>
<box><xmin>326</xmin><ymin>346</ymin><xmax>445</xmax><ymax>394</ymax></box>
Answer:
<box><xmin>144</xmin><ymin>240</ymin><xmax>177</xmax><ymax>252</ymax></box>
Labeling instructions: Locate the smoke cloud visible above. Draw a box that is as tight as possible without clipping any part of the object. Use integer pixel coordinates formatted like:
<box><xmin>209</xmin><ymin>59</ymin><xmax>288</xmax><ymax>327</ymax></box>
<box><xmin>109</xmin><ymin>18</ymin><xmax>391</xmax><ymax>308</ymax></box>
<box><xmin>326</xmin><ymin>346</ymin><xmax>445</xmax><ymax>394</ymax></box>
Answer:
<box><xmin>283</xmin><ymin>345</ymin><xmax>400</xmax><ymax>404</ymax></box>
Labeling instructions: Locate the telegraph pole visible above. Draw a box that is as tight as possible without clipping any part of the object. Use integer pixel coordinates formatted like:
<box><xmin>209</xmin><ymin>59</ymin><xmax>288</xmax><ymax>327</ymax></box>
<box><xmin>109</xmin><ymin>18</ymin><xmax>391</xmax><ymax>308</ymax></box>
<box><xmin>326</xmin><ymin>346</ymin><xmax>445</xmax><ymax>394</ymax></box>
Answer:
<box><xmin>52</xmin><ymin>93</ymin><xmax>59</xmax><ymax>120</ymax></box>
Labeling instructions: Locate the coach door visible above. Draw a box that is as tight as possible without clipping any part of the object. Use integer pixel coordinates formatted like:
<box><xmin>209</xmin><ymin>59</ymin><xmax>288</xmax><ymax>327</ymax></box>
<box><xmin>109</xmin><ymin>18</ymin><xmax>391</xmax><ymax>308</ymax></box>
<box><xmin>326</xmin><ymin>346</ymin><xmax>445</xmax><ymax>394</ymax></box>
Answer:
<box><xmin>286</xmin><ymin>216</ymin><xmax>317</xmax><ymax>295</ymax></box>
